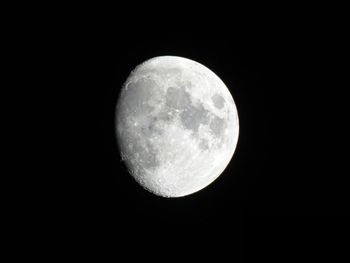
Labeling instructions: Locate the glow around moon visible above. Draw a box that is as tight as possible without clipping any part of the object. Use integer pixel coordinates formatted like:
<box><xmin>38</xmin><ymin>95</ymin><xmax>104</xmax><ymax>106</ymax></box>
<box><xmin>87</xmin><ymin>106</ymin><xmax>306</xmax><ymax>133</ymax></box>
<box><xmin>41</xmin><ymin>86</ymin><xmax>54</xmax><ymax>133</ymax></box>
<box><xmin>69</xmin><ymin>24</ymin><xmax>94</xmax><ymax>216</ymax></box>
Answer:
<box><xmin>115</xmin><ymin>56</ymin><xmax>239</xmax><ymax>197</ymax></box>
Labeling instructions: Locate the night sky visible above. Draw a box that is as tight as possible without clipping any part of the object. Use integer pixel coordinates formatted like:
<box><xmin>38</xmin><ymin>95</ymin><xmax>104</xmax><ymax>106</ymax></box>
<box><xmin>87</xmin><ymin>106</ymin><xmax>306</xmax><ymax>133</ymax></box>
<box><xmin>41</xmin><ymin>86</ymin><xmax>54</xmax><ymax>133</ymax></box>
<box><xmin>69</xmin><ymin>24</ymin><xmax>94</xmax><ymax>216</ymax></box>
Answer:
<box><xmin>39</xmin><ymin>6</ymin><xmax>348</xmax><ymax>260</ymax></box>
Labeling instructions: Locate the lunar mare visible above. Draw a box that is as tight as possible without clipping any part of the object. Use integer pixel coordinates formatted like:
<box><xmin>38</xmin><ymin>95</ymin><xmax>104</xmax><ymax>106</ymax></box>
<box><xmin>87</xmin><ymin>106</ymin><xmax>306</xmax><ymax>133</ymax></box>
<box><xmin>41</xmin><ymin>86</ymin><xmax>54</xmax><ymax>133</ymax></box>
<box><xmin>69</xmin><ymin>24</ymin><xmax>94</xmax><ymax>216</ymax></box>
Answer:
<box><xmin>116</xmin><ymin>56</ymin><xmax>239</xmax><ymax>197</ymax></box>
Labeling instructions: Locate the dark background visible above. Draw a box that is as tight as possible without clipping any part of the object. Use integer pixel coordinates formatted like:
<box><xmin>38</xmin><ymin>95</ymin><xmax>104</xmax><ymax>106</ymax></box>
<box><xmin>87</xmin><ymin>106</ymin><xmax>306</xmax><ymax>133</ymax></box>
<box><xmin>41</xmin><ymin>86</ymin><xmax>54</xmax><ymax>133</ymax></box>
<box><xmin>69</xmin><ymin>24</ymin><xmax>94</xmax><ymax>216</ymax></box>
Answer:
<box><xmin>25</xmin><ymin>5</ymin><xmax>348</xmax><ymax>261</ymax></box>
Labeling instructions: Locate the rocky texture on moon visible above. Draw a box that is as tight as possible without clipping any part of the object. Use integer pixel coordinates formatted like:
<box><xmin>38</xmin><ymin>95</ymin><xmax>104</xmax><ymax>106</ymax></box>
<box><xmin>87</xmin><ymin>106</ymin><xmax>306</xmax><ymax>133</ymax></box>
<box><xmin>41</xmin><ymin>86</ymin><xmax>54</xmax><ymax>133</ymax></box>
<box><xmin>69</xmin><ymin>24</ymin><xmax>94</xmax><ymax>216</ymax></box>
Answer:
<box><xmin>116</xmin><ymin>56</ymin><xmax>239</xmax><ymax>197</ymax></box>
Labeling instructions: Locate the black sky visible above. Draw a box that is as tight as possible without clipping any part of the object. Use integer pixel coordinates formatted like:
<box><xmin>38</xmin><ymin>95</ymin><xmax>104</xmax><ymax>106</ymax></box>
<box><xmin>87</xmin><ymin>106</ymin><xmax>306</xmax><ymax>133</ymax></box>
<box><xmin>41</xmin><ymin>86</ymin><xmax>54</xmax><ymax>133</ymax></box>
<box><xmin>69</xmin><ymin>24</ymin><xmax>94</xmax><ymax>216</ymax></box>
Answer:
<box><xmin>71</xmin><ymin>27</ymin><xmax>345</xmax><ymax>215</ymax></box>
<box><xmin>33</xmin><ymin>6</ymin><xmax>349</xmax><ymax>260</ymax></box>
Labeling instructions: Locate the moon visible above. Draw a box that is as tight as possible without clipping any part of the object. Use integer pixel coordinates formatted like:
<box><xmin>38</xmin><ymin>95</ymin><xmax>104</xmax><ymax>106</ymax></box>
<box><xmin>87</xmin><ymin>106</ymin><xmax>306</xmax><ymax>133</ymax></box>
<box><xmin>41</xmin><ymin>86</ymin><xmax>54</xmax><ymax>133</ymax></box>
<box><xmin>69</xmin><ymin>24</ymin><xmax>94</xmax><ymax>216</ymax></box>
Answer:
<box><xmin>115</xmin><ymin>56</ymin><xmax>239</xmax><ymax>197</ymax></box>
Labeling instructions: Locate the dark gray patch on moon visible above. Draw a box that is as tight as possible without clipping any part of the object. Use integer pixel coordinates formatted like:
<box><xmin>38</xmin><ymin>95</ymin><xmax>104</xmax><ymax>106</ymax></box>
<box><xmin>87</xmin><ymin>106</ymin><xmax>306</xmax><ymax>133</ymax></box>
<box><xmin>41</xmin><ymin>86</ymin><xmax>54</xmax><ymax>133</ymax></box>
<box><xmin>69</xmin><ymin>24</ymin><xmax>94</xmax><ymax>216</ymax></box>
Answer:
<box><xmin>209</xmin><ymin>116</ymin><xmax>226</xmax><ymax>137</ymax></box>
<box><xmin>165</xmin><ymin>86</ymin><xmax>191</xmax><ymax>110</ymax></box>
<box><xmin>165</xmin><ymin>85</ymin><xmax>210</xmax><ymax>133</ymax></box>
<box><xmin>165</xmin><ymin>85</ymin><xmax>226</xmax><ymax>138</ymax></box>
<box><xmin>212</xmin><ymin>94</ymin><xmax>225</xmax><ymax>109</ymax></box>
<box><xmin>121</xmin><ymin>78</ymin><xmax>157</xmax><ymax>116</ymax></box>
<box><xmin>163</xmin><ymin>86</ymin><xmax>210</xmax><ymax>133</ymax></box>
<box><xmin>199</xmin><ymin>139</ymin><xmax>209</xmax><ymax>150</ymax></box>
<box><xmin>157</xmin><ymin>110</ymin><xmax>174</xmax><ymax>122</ymax></box>
<box><xmin>180</xmin><ymin>103</ymin><xmax>209</xmax><ymax>133</ymax></box>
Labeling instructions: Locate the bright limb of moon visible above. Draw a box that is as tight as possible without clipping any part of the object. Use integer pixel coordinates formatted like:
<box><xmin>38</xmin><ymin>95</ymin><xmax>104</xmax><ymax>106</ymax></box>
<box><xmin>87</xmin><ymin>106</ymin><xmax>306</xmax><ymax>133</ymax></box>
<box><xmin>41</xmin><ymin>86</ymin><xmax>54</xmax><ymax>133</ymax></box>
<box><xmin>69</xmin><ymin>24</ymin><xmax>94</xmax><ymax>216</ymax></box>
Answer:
<box><xmin>115</xmin><ymin>56</ymin><xmax>239</xmax><ymax>197</ymax></box>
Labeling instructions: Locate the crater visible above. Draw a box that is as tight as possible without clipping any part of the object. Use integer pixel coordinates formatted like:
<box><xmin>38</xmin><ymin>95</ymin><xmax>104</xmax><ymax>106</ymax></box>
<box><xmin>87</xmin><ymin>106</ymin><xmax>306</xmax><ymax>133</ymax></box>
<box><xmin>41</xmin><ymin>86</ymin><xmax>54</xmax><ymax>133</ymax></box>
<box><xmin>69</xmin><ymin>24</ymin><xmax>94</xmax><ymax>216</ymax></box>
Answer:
<box><xmin>118</xmin><ymin>116</ymin><xmax>160</xmax><ymax>171</ymax></box>
<box><xmin>126</xmin><ymin>138</ymin><xmax>159</xmax><ymax>170</ymax></box>
<box><xmin>212</xmin><ymin>94</ymin><xmax>225</xmax><ymax>109</ymax></box>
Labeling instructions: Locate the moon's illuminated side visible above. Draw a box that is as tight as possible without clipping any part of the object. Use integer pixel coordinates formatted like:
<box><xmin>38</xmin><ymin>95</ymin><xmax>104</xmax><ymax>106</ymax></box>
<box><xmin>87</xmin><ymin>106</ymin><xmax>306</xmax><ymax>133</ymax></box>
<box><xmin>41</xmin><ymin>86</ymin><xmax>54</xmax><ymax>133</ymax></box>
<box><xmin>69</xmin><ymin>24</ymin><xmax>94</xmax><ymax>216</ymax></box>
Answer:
<box><xmin>115</xmin><ymin>56</ymin><xmax>239</xmax><ymax>197</ymax></box>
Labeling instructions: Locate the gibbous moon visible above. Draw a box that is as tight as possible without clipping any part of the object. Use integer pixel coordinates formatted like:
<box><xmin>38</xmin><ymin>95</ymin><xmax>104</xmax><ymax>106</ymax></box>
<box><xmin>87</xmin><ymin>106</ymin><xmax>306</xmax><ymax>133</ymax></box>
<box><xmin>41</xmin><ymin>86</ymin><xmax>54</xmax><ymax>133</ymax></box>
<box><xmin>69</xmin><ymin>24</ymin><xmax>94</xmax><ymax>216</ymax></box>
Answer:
<box><xmin>115</xmin><ymin>56</ymin><xmax>239</xmax><ymax>197</ymax></box>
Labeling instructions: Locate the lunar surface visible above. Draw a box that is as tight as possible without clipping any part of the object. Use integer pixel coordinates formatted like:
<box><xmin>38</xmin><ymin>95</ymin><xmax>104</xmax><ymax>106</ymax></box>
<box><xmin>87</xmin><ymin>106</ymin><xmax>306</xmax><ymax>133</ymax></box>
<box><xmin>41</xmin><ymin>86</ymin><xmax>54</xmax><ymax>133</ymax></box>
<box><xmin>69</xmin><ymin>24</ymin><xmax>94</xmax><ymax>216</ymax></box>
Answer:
<box><xmin>115</xmin><ymin>56</ymin><xmax>239</xmax><ymax>197</ymax></box>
